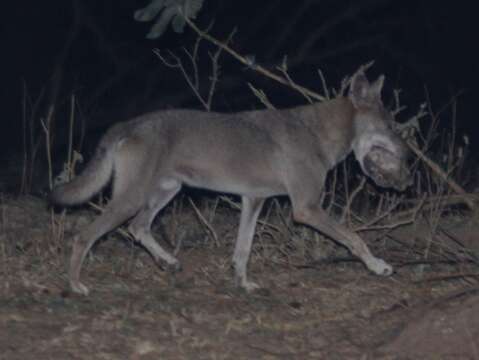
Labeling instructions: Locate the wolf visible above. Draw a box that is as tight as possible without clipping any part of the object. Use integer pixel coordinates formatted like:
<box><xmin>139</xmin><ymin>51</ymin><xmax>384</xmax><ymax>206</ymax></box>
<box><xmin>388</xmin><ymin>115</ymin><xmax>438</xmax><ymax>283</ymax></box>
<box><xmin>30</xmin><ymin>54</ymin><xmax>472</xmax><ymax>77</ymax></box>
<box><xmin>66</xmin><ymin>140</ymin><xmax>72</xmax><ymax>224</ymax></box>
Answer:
<box><xmin>50</xmin><ymin>70</ymin><xmax>412</xmax><ymax>295</ymax></box>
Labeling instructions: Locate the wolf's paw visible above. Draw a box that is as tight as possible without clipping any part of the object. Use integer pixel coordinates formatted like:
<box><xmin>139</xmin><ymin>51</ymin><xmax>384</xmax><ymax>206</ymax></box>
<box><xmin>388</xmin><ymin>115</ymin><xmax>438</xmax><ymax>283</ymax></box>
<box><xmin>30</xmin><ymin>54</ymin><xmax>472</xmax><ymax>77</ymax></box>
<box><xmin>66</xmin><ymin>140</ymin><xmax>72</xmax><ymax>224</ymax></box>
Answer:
<box><xmin>159</xmin><ymin>259</ymin><xmax>182</xmax><ymax>273</ymax></box>
<box><xmin>242</xmin><ymin>280</ymin><xmax>261</xmax><ymax>293</ymax></box>
<box><xmin>70</xmin><ymin>281</ymin><xmax>90</xmax><ymax>296</ymax></box>
<box><xmin>369</xmin><ymin>258</ymin><xmax>393</xmax><ymax>276</ymax></box>
<box><xmin>235</xmin><ymin>276</ymin><xmax>261</xmax><ymax>293</ymax></box>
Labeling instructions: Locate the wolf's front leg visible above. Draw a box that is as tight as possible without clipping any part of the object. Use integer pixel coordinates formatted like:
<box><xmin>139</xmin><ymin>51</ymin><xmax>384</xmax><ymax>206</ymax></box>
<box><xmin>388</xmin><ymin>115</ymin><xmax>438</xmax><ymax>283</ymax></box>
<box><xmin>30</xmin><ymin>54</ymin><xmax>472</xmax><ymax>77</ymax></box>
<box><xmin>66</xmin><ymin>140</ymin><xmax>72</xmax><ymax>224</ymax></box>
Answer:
<box><xmin>232</xmin><ymin>197</ymin><xmax>265</xmax><ymax>292</ymax></box>
<box><xmin>292</xmin><ymin>201</ymin><xmax>393</xmax><ymax>276</ymax></box>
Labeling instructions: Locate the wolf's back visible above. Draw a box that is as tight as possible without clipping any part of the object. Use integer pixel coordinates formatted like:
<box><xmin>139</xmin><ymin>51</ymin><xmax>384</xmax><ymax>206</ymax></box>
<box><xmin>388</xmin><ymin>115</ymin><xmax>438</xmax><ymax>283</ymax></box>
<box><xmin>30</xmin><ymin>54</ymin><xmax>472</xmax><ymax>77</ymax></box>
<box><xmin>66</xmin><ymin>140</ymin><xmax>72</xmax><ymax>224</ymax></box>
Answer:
<box><xmin>50</xmin><ymin>134</ymin><xmax>116</xmax><ymax>206</ymax></box>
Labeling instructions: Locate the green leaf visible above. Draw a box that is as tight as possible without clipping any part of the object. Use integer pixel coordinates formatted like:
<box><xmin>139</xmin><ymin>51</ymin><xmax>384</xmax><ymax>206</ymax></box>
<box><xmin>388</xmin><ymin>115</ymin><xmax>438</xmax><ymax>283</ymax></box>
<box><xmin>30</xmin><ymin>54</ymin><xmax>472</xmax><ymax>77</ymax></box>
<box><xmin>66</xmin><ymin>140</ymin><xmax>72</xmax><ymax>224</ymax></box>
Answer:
<box><xmin>146</xmin><ymin>6</ymin><xmax>178</xmax><ymax>39</ymax></box>
<box><xmin>134</xmin><ymin>0</ymin><xmax>166</xmax><ymax>22</ymax></box>
<box><xmin>135</xmin><ymin>0</ymin><xmax>205</xmax><ymax>39</ymax></box>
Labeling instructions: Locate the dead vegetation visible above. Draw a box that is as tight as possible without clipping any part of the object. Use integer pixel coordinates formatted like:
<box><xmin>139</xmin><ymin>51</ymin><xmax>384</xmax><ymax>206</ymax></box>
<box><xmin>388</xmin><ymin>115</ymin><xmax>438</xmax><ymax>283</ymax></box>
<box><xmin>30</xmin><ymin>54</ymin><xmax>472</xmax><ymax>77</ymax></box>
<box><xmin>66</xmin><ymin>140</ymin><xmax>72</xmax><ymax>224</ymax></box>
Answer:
<box><xmin>1</xmin><ymin>21</ymin><xmax>479</xmax><ymax>360</ymax></box>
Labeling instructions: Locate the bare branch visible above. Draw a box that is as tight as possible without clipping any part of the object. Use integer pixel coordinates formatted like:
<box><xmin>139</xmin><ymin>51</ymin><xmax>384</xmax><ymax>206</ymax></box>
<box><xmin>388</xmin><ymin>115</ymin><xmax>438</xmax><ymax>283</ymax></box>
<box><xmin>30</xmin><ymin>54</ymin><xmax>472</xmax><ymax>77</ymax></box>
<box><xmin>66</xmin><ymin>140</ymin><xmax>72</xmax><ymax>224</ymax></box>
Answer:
<box><xmin>355</xmin><ymin>194</ymin><xmax>425</xmax><ymax>232</ymax></box>
<box><xmin>407</xmin><ymin>140</ymin><xmax>474</xmax><ymax>209</ymax></box>
<box><xmin>154</xmin><ymin>49</ymin><xmax>209</xmax><ymax>109</ymax></box>
<box><xmin>184</xmin><ymin>17</ymin><xmax>326</xmax><ymax>102</ymax></box>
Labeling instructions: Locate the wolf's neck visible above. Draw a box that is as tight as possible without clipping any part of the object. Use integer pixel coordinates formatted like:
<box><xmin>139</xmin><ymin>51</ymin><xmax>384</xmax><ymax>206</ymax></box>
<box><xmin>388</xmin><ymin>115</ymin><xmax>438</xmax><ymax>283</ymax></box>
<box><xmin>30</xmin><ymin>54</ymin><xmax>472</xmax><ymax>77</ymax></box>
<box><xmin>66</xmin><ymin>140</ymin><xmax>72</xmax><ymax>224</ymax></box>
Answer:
<box><xmin>297</xmin><ymin>97</ymin><xmax>357</xmax><ymax>167</ymax></box>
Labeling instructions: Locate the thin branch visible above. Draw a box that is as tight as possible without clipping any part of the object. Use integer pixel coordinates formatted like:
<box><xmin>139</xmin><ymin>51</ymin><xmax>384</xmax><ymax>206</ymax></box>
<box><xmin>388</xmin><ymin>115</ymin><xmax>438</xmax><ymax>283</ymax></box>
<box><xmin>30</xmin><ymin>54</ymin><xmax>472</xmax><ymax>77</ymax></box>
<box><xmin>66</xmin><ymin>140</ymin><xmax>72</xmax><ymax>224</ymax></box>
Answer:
<box><xmin>248</xmin><ymin>83</ymin><xmax>275</xmax><ymax>109</ymax></box>
<box><xmin>188</xmin><ymin>198</ymin><xmax>219</xmax><ymax>247</ymax></box>
<box><xmin>206</xmin><ymin>28</ymin><xmax>236</xmax><ymax>109</ymax></box>
<box><xmin>407</xmin><ymin>140</ymin><xmax>474</xmax><ymax>209</ymax></box>
<box><xmin>184</xmin><ymin>17</ymin><xmax>326</xmax><ymax>102</ymax></box>
<box><xmin>354</xmin><ymin>194</ymin><xmax>425</xmax><ymax>232</ymax></box>
<box><xmin>341</xmin><ymin>176</ymin><xmax>366</xmax><ymax>225</ymax></box>
<box><xmin>155</xmin><ymin>49</ymin><xmax>209</xmax><ymax>110</ymax></box>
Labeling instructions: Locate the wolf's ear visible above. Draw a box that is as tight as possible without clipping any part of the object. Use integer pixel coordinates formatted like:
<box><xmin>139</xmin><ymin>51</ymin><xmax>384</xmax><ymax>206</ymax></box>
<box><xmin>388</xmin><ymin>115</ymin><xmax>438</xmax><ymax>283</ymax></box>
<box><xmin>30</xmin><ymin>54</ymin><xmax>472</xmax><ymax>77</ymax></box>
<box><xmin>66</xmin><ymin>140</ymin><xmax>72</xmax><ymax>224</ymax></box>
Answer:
<box><xmin>349</xmin><ymin>72</ymin><xmax>384</xmax><ymax>108</ymax></box>
<box><xmin>370</xmin><ymin>74</ymin><xmax>385</xmax><ymax>99</ymax></box>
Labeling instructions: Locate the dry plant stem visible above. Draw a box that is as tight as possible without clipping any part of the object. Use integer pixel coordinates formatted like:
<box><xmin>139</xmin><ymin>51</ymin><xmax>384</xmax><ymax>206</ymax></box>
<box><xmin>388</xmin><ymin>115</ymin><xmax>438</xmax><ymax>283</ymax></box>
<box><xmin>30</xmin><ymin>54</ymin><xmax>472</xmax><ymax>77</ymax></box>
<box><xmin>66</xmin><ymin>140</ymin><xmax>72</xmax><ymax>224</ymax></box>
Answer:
<box><xmin>326</xmin><ymin>168</ymin><xmax>338</xmax><ymax>215</ymax></box>
<box><xmin>187</xmin><ymin>197</ymin><xmax>219</xmax><ymax>247</ymax></box>
<box><xmin>219</xmin><ymin>196</ymin><xmax>283</xmax><ymax>234</ymax></box>
<box><xmin>188</xmin><ymin>20</ymin><xmax>215</xmax><ymax>88</ymax></box>
<box><xmin>411</xmin><ymin>89</ymin><xmax>470</xmax><ymax>207</ymax></box>
<box><xmin>403</xmin><ymin>193</ymin><xmax>440</xmax><ymax>207</ymax></box>
<box><xmin>424</xmin><ymin>192</ymin><xmax>449</xmax><ymax>260</ymax></box>
<box><xmin>67</xmin><ymin>95</ymin><xmax>76</xmax><ymax>180</ymax></box>
<box><xmin>340</xmin><ymin>176</ymin><xmax>366</xmax><ymax>225</ymax></box>
<box><xmin>317</xmin><ymin>68</ymin><xmax>330</xmax><ymax>100</ymax></box>
<box><xmin>355</xmin><ymin>194</ymin><xmax>425</xmax><ymax>232</ymax></box>
<box><xmin>402</xmin><ymin>194</ymin><xmax>479</xmax><ymax>212</ymax></box>
<box><xmin>424</xmin><ymin>88</ymin><xmax>464</xmax><ymax>144</ymax></box>
<box><xmin>396</xmin><ymin>224</ymin><xmax>473</xmax><ymax>264</ymax></box>
<box><xmin>439</xmin><ymin>226</ymin><xmax>479</xmax><ymax>259</ymax></box>
<box><xmin>422</xmin><ymin>87</ymin><xmax>441</xmax><ymax>145</ymax></box>
<box><xmin>277</xmin><ymin>65</ymin><xmax>313</xmax><ymax>103</ymax></box>
<box><xmin>407</xmin><ymin>140</ymin><xmax>473</xmax><ymax>209</ymax></box>
<box><xmin>154</xmin><ymin>29</ymin><xmax>234</xmax><ymax>111</ymax></box>
<box><xmin>427</xmin><ymin>287</ymin><xmax>479</xmax><ymax>310</ymax></box>
<box><xmin>339</xmin><ymin>162</ymin><xmax>351</xmax><ymax>225</ymax></box>
<box><xmin>40</xmin><ymin>105</ymin><xmax>55</xmax><ymax>191</ymax></box>
<box><xmin>206</xmin><ymin>45</ymin><xmax>226</xmax><ymax>108</ymax></box>
<box><xmin>414</xmin><ymin>273</ymin><xmax>479</xmax><ymax>284</ymax></box>
<box><xmin>283</xmin><ymin>211</ymin><xmax>297</xmax><ymax>239</ymax></box>
<box><xmin>261</xmin><ymin>200</ymin><xmax>276</xmax><ymax>232</ymax></box>
<box><xmin>376</xmin><ymin>193</ymin><xmax>385</xmax><ymax>217</ymax></box>
<box><xmin>21</xmin><ymin>82</ymin><xmax>47</xmax><ymax>193</ymax></box>
<box><xmin>155</xmin><ymin>49</ymin><xmax>209</xmax><ymax>110</ymax></box>
<box><xmin>172</xmin><ymin>198</ymin><xmax>184</xmax><ymax>256</ymax></box>
<box><xmin>51</xmin><ymin>210</ymin><xmax>66</xmax><ymax>245</ymax></box>
<box><xmin>47</xmin><ymin>98</ymin><xmax>74</xmax><ymax>248</ymax></box>
<box><xmin>207</xmin><ymin>197</ymin><xmax>219</xmax><ymax>224</ymax></box>
<box><xmin>392</xmin><ymin>89</ymin><xmax>406</xmax><ymax>116</ymax></box>
<box><xmin>184</xmin><ymin>17</ymin><xmax>326</xmax><ymax>102</ymax></box>
<box><xmin>448</xmin><ymin>100</ymin><xmax>457</xmax><ymax>171</ymax></box>
<box><xmin>387</xmin><ymin>235</ymin><xmax>441</xmax><ymax>261</ymax></box>
<box><xmin>247</xmin><ymin>84</ymin><xmax>274</xmax><ymax>109</ymax></box>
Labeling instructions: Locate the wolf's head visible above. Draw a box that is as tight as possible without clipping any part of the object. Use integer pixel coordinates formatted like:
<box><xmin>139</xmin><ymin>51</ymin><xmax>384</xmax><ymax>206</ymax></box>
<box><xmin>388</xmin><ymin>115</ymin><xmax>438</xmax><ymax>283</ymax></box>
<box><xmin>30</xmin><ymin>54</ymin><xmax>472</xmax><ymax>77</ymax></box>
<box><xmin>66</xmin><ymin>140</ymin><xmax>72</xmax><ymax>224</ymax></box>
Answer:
<box><xmin>349</xmin><ymin>71</ymin><xmax>412</xmax><ymax>191</ymax></box>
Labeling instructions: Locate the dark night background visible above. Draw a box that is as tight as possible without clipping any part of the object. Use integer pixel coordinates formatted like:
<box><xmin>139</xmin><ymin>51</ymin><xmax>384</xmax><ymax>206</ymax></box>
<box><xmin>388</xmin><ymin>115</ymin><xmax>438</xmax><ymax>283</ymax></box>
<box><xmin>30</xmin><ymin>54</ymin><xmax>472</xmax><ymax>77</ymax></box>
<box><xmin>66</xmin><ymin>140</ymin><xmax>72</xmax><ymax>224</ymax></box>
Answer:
<box><xmin>2</xmin><ymin>0</ymin><xmax>479</xmax><ymax>189</ymax></box>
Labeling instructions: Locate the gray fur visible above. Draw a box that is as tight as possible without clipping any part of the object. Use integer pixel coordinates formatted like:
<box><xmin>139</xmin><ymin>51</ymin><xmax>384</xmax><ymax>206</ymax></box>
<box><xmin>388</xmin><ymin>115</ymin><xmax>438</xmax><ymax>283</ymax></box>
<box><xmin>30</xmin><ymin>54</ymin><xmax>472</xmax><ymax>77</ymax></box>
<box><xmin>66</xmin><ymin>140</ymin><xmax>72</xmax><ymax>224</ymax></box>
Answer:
<box><xmin>51</xmin><ymin>70</ymin><xmax>412</xmax><ymax>295</ymax></box>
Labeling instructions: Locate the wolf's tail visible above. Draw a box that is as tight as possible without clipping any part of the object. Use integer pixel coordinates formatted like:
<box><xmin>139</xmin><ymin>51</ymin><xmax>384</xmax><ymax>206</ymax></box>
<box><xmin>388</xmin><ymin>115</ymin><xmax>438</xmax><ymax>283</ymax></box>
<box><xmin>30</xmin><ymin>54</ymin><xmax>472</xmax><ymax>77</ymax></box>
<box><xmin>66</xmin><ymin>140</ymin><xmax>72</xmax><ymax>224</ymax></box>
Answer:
<box><xmin>50</xmin><ymin>134</ymin><xmax>116</xmax><ymax>206</ymax></box>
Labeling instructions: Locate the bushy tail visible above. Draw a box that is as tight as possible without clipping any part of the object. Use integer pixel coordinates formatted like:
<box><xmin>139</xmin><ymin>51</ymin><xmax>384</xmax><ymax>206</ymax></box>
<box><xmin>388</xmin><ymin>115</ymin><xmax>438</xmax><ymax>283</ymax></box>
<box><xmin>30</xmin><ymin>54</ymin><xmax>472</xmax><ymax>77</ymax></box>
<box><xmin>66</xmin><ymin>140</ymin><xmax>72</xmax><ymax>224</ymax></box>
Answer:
<box><xmin>50</xmin><ymin>139</ymin><xmax>115</xmax><ymax>206</ymax></box>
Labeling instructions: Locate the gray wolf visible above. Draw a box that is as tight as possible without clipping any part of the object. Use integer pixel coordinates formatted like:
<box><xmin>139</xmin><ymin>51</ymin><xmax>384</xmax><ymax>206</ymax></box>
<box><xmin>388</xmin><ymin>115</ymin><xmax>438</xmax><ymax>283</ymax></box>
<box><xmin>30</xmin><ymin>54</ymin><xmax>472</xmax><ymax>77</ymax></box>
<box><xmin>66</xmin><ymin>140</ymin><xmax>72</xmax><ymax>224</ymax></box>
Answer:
<box><xmin>51</xmin><ymin>70</ymin><xmax>411</xmax><ymax>295</ymax></box>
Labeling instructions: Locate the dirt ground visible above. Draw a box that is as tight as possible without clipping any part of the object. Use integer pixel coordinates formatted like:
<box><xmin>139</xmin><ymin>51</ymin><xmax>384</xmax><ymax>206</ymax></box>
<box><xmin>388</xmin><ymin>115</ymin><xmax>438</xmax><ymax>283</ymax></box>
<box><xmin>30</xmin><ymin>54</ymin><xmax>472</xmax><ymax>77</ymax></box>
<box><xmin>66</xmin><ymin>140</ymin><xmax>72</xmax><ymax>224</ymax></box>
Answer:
<box><xmin>1</xmin><ymin>195</ymin><xmax>478</xmax><ymax>359</ymax></box>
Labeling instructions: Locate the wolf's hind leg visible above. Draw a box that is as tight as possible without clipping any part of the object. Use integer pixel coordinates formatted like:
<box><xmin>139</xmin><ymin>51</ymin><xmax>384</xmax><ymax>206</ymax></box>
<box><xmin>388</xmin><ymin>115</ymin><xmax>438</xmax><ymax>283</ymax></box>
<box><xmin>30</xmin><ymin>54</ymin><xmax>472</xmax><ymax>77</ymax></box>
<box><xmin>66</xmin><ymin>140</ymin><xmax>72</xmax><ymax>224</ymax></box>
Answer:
<box><xmin>69</xmin><ymin>198</ymin><xmax>142</xmax><ymax>295</ymax></box>
<box><xmin>128</xmin><ymin>179</ymin><xmax>182</xmax><ymax>271</ymax></box>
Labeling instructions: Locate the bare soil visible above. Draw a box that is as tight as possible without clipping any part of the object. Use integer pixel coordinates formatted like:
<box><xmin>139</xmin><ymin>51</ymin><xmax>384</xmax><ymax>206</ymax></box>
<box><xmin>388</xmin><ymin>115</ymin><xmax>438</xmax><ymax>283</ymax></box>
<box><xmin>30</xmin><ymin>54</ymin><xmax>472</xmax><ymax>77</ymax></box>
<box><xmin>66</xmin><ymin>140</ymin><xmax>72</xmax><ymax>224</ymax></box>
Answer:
<box><xmin>1</xmin><ymin>195</ymin><xmax>478</xmax><ymax>359</ymax></box>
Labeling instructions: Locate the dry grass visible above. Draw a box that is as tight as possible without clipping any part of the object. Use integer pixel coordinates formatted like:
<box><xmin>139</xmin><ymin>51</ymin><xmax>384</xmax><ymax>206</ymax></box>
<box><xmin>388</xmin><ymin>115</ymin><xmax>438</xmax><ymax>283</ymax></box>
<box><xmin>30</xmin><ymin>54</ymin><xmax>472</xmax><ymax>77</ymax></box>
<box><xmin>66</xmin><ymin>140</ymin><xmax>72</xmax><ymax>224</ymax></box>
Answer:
<box><xmin>1</xmin><ymin>192</ymin><xmax>478</xmax><ymax>359</ymax></box>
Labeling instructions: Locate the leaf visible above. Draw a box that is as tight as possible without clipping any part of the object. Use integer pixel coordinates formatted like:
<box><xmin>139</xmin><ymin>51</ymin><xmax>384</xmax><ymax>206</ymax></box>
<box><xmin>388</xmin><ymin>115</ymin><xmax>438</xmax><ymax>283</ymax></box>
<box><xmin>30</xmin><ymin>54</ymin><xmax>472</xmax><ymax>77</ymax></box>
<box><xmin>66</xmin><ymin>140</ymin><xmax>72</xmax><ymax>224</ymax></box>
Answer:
<box><xmin>134</xmin><ymin>0</ymin><xmax>167</xmax><ymax>22</ymax></box>
<box><xmin>171</xmin><ymin>13</ymin><xmax>186</xmax><ymax>33</ymax></box>
<box><xmin>146</xmin><ymin>6</ymin><xmax>178</xmax><ymax>39</ymax></box>
<box><xmin>134</xmin><ymin>0</ymin><xmax>205</xmax><ymax>39</ymax></box>
<box><xmin>184</xmin><ymin>0</ymin><xmax>204</xmax><ymax>19</ymax></box>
